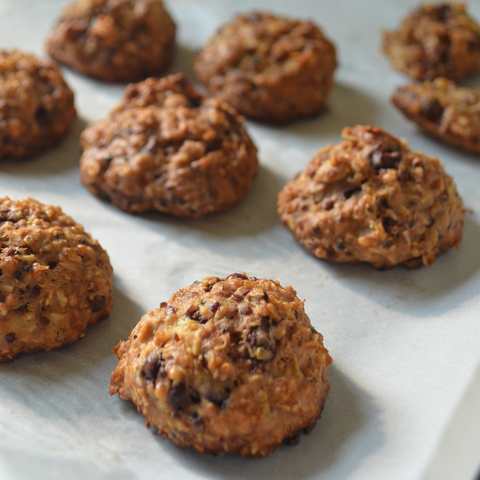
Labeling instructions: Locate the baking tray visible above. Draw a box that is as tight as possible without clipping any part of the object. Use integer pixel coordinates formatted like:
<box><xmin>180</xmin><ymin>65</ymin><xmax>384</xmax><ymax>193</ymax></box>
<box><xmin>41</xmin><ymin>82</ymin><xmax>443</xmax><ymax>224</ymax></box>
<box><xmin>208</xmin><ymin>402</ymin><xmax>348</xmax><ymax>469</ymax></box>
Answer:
<box><xmin>0</xmin><ymin>1</ymin><xmax>479</xmax><ymax>479</ymax></box>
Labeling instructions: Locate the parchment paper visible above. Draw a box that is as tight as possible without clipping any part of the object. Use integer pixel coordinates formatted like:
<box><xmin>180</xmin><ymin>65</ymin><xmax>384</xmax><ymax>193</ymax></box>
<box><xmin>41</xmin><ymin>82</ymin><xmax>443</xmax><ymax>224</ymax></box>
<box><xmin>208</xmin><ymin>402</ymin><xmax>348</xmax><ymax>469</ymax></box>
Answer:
<box><xmin>0</xmin><ymin>1</ymin><xmax>479</xmax><ymax>479</ymax></box>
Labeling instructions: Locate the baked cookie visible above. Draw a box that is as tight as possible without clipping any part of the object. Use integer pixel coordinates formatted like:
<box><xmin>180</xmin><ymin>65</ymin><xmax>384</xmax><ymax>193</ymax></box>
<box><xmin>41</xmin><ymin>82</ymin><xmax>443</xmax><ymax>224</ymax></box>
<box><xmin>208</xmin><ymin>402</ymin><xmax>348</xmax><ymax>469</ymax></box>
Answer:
<box><xmin>110</xmin><ymin>273</ymin><xmax>331</xmax><ymax>456</ymax></box>
<box><xmin>0</xmin><ymin>50</ymin><xmax>76</xmax><ymax>159</ymax></box>
<box><xmin>80</xmin><ymin>74</ymin><xmax>258</xmax><ymax>218</ymax></box>
<box><xmin>0</xmin><ymin>197</ymin><xmax>113</xmax><ymax>361</ymax></box>
<box><xmin>194</xmin><ymin>11</ymin><xmax>337</xmax><ymax>124</ymax></box>
<box><xmin>392</xmin><ymin>78</ymin><xmax>480</xmax><ymax>154</ymax></box>
<box><xmin>45</xmin><ymin>0</ymin><xmax>176</xmax><ymax>82</ymax></box>
<box><xmin>383</xmin><ymin>3</ymin><xmax>480</xmax><ymax>81</ymax></box>
<box><xmin>278</xmin><ymin>126</ymin><xmax>464</xmax><ymax>269</ymax></box>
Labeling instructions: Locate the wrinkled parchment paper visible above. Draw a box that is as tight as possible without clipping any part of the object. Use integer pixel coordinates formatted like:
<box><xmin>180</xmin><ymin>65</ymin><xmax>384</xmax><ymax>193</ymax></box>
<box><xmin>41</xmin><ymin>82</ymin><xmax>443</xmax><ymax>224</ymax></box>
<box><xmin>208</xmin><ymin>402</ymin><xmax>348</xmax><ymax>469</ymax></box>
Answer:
<box><xmin>0</xmin><ymin>1</ymin><xmax>479</xmax><ymax>479</ymax></box>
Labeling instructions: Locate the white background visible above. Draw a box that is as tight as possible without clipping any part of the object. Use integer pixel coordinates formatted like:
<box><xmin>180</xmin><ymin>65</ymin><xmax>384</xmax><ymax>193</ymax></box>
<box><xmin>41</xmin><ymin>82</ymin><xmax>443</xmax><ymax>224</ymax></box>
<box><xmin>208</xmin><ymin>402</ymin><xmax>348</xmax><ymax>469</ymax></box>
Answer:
<box><xmin>0</xmin><ymin>1</ymin><xmax>479</xmax><ymax>479</ymax></box>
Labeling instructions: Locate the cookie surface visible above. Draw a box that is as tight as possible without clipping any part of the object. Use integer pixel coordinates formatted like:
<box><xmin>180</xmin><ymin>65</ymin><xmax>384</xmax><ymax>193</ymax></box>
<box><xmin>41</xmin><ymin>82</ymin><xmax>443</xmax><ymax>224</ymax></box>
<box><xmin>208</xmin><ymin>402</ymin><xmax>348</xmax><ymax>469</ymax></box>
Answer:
<box><xmin>392</xmin><ymin>78</ymin><xmax>480</xmax><ymax>154</ymax></box>
<box><xmin>382</xmin><ymin>3</ymin><xmax>480</xmax><ymax>81</ymax></box>
<box><xmin>194</xmin><ymin>11</ymin><xmax>337</xmax><ymax>124</ymax></box>
<box><xmin>0</xmin><ymin>50</ymin><xmax>76</xmax><ymax>159</ymax></box>
<box><xmin>0</xmin><ymin>197</ymin><xmax>113</xmax><ymax>361</ymax></box>
<box><xmin>110</xmin><ymin>273</ymin><xmax>331</xmax><ymax>456</ymax></box>
<box><xmin>80</xmin><ymin>74</ymin><xmax>258</xmax><ymax>218</ymax></box>
<box><xmin>45</xmin><ymin>0</ymin><xmax>176</xmax><ymax>82</ymax></box>
<box><xmin>278</xmin><ymin>125</ymin><xmax>464</xmax><ymax>269</ymax></box>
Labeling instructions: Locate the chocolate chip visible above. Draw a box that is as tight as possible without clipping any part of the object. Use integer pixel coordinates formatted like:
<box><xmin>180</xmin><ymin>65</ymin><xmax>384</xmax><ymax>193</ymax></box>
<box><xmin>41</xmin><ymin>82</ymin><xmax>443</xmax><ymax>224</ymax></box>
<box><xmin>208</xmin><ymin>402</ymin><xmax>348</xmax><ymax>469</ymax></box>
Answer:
<box><xmin>432</xmin><ymin>4</ymin><xmax>452</xmax><ymax>21</ymax></box>
<box><xmin>323</xmin><ymin>199</ymin><xmax>335</xmax><ymax>210</ymax></box>
<box><xmin>303</xmin><ymin>422</ymin><xmax>317</xmax><ymax>435</ymax></box>
<box><xmin>283</xmin><ymin>433</ymin><xmax>301</xmax><ymax>446</ymax></box>
<box><xmin>35</xmin><ymin>106</ymin><xmax>49</xmax><ymax>122</ymax></box>
<box><xmin>228</xmin><ymin>273</ymin><xmax>248</xmax><ymax>280</ymax></box>
<box><xmin>90</xmin><ymin>295</ymin><xmax>106</xmax><ymax>312</ymax></box>
<box><xmin>369</xmin><ymin>145</ymin><xmax>402</xmax><ymax>170</ymax></box>
<box><xmin>378</xmin><ymin>197</ymin><xmax>390</xmax><ymax>210</ymax></box>
<box><xmin>48</xmin><ymin>261</ymin><xmax>58</xmax><ymax>269</ymax></box>
<box><xmin>159</xmin><ymin>301</ymin><xmax>167</xmax><ymax>309</ymax></box>
<box><xmin>210</xmin><ymin>301</ymin><xmax>220</xmax><ymax>313</ymax></box>
<box><xmin>142</xmin><ymin>354</ymin><xmax>166</xmax><ymax>383</ymax></box>
<box><xmin>206</xmin><ymin>389</ymin><xmax>230</xmax><ymax>409</ymax></box>
<box><xmin>421</xmin><ymin>98</ymin><xmax>444</xmax><ymax>122</ymax></box>
<box><xmin>14</xmin><ymin>263</ymin><xmax>32</xmax><ymax>280</ymax></box>
<box><xmin>4</xmin><ymin>332</ymin><xmax>16</xmax><ymax>343</ymax></box>
<box><xmin>260</xmin><ymin>316</ymin><xmax>270</xmax><ymax>331</ymax></box>
<box><xmin>382</xmin><ymin>217</ymin><xmax>397</xmax><ymax>233</ymax></box>
<box><xmin>168</xmin><ymin>382</ymin><xmax>191</xmax><ymax>413</ymax></box>
<box><xmin>191</xmin><ymin>411</ymin><xmax>203</xmax><ymax>426</ymax></box>
<box><xmin>344</xmin><ymin>186</ymin><xmax>361</xmax><ymax>199</ymax></box>
<box><xmin>30</xmin><ymin>285</ymin><xmax>41</xmax><ymax>298</ymax></box>
<box><xmin>246</xmin><ymin>325</ymin><xmax>276</xmax><ymax>361</ymax></box>
<box><xmin>15</xmin><ymin>304</ymin><xmax>28</xmax><ymax>313</ymax></box>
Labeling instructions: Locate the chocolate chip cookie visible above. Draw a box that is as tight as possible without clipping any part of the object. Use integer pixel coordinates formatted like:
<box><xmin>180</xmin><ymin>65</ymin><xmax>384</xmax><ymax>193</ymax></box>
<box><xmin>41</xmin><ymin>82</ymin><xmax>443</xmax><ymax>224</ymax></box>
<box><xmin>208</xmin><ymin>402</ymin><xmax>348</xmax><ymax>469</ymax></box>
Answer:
<box><xmin>195</xmin><ymin>11</ymin><xmax>337</xmax><ymax>124</ymax></box>
<box><xmin>80</xmin><ymin>74</ymin><xmax>258</xmax><ymax>218</ymax></box>
<box><xmin>0</xmin><ymin>50</ymin><xmax>76</xmax><ymax>159</ymax></box>
<box><xmin>383</xmin><ymin>3</ymin><xmax>480</xmax><ymax>81</ymax></box>
<box><xmin>0</xmin><ymin>197</ymin><xmax>113</xmax><ymax>361</ymax></box>
<box><xmin>392</xmin><ymin>78</ymin><xmax>480</xmax><ymax>154</ymax></box>
<box><xmin>45</xmin><ymin>0</ymin><xmax>176</xmax><ymax>82</ymax></box>
<box><xmin>110</xmin><ymin>273</ymin><xmax>331</xmax><ymax>456</ymax></box>
<box><xmin>278</xmin><ymin>126</ymin><xmax>464</xmax><ymax>269</ymax></box>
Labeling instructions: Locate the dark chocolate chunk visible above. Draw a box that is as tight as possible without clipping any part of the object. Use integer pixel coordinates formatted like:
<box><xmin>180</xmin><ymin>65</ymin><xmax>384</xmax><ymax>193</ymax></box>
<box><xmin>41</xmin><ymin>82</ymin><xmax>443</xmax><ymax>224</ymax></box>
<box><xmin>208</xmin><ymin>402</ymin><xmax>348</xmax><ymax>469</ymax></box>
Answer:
<box><xmin>369</xmin><ymin>145</ymin><xmax>402</xmax><ymax>170</ymax></box>
<box><xmin>4</xmin><ymin>332</ymin><xmax>16</xmax><ymax>343</ymax></box>
<box><xmin>142</xmin><ymin>354</ymin><xmax>166</xmax><ymax>383</ymax></box>
<box><xmin>168</xmin><ymin>382</ymin><xmax>191</xmax><ymax>412</ymax></box>
<box><xmin>344</xmin><ymin>186</ymin><xmax>361</xmax><ymax>199</ymax></box>
<box><xmin>421</xmin><ymin>98</ymin><xmax>444</xmax><ymax>122</ymax></box>
<box><xmin>283</xmin><ymin>432</ymin><xmax>301</xmax><ymax>446</ymax></box>
<box><xmin>90</xmin><ymin>295</ymin><xmax>106</xmax><ymax>312</ymax></box>
<box><xmin>14</xmin><ymin>263</ymin><xmax>33</xmax><ymax>280</ymax></box>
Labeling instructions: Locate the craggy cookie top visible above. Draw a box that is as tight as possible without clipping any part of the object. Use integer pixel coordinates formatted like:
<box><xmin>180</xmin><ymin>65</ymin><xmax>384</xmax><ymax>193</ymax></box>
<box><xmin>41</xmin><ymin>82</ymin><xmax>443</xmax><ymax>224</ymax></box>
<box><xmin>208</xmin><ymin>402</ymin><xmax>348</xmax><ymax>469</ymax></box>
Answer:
<box><xmin>46</xmin><ymin>0</ymin><xmax>176</xmax><ymax>82</ymax></box>
<box><xmin>110</xmin><ymin>273</ymin><xmax>331</xmax><ymax>456</ymax></box>
<box><xmin>383</xmin><ymin>3</ymin><xmax>480</xmax><ymax>81</ymax></box>
<box><xmin>0</xmin><ymin>50</ymin><xmax>76</xmax><ymax>158</ymax></box>
<box><xmin>195</xmin><ymin>11</ymin><xmax>337</xmax><ymax>123</ymax></box>
<box><xmin>80</xmin><ymin>74</ymin><xmax>258</xmax><ymax>218</ymax></box>
<box><xmin>113</xmin><ymin>73</ymin><xmax>203</xmax><ymax>113</ymax></box>
<box><xmin>278</xmin><ymin>126</ymin><xmax>464</xmax><ymax>269</ymax></box>
<box><xmin>393</xmin><ymin>78</ymin><xmax>480</xmax><ymax>154</ymax></box>
<box><xmin>0</xmin><ymin>197</ymin><xmax>113</xmax><ymax>360</ymax></box>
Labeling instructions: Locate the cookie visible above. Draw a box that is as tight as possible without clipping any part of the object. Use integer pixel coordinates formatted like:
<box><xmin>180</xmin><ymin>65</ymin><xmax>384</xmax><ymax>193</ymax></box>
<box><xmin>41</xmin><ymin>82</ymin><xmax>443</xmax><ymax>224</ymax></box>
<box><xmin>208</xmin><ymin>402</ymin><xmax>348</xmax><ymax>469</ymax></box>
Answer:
<box><xmin>80</xmin><ymin>74</ymin><xmax>258</xmax><ymax>218</ymax></box>
<box><xmin>382</xmin><ymin>3</ymin><xmax>480</xmax><ymax>81</ymax></box>
<box><xmin>0</xmin><ymin>197</ymin><xmax>113</xmax><ymax>361</ymax></box>
<box><xmin>392</xmin><ymin>78</ymin><xmax>480</xmax><ymax>154</ymax></box>
<box><xmin>110</xmin><ymin>273</ymin><xmax>331</xmax><ymax>456</ymax></box>
<box><xmin>278</xmin><ymin>125</ymin><xmax>464</xmax><ymax>269</ymax></box>
<box><xmin>0</xmin><ymin>49</ymin><xmax>76</xmax><ymax>159</ymax></box>
<box><xmin>194</xmin><ymin>11</ymin><xmax>337</xmax><ymax>124</ymax></box>
<box><xmin>45</xmin><ymin>0</ymin><xmax>176</xmax><ymax>83</ymax></box>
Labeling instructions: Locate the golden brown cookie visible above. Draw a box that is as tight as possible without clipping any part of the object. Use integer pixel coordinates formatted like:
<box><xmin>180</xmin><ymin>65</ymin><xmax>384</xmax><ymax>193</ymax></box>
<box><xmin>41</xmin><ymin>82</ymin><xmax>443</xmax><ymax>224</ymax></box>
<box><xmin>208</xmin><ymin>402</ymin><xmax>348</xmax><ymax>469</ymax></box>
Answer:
<box><xmin>194</xmin><ymin>11</ymin><xmax>337</xmax><ymax>124</ymax></box>
<box><xmin>45</xmin><ymin>0</ymin><xmax>176</xmax><ymax>83</ymax></box>
<box><xmin>278</xmin><ymin>126</ymin><xmax>464</xmax><ymax>269</ymax></box>
<box><xmin>392</xmin><ymin>78</ymin><xmax>480</xmax><ymax>154</ymax></box>
<box><xmin>0</xmin><ymin>49</ymin><xmax>76</xmax><ymax>159</ymax></box>
<box><xmin>0</xmin><ymin>197</ymin><xmax>113</xmax><ymax>361</ymax></box>
<box><xmin>110</xmin><ymin>273</ymin><xmax>331</xmax><ymax>456</ymax></box>
<box><xmin>80</xmin><ymin>74</ymin><xmax>258</xmax><ymax>218</ymax></box>
<box><xmin>382</xmin><ymin>3</ymin><xmax>480</xmax><ymax>81</ymax></box>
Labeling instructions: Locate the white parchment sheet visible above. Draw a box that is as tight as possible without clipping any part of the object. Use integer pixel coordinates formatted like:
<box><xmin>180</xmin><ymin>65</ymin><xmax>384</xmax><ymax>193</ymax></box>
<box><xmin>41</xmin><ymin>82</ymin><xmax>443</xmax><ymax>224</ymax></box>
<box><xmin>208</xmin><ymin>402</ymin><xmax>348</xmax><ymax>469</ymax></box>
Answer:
<box><xmin>0</xmin><ymin>1</ymin><xmax>479</xmax><ymax>479</ymax></box>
